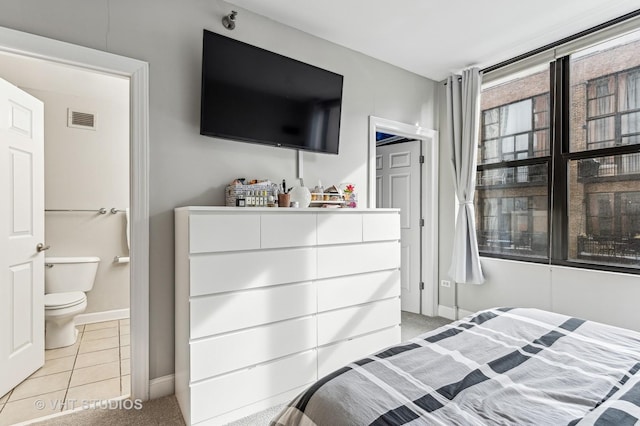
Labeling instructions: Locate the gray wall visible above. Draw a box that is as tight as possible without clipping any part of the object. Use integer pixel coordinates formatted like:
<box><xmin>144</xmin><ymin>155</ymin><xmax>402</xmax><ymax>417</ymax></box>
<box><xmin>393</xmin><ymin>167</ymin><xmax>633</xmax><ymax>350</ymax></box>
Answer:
<box><xmin>0</xmin><ymin>0</ymin><xmax>437</xmax><ymax>380</ymax></box>
<box><xmin>436</xmin><ymin>81</ymin><xmax>456</xmax><ymax>308</ymax></box>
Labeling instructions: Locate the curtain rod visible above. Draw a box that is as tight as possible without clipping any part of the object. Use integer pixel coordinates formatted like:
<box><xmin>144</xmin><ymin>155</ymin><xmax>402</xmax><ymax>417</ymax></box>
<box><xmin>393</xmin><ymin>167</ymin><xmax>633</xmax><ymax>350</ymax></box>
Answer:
<box><xmin>443</xmin><ymin>76</ymin><xmax>462</xmax><ymax>86</ymax></box>
<box><xmin>481</xmin><ymin>8</ymin><xmax>640</xmax><ymax>75</ymax></box>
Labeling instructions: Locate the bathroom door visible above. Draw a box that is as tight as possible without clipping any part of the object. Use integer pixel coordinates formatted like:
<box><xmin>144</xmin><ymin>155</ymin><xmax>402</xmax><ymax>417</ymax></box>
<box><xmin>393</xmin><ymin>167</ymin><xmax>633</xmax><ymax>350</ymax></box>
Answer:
<box><xmin>0</xmin><ymin>77</ymin><xmax>45</xmax><ymax>397</ymax></box>
<box><xmin>377</xmin><ymin>139</ymin><xmax>422</xmax><ymax>313</ymax></box>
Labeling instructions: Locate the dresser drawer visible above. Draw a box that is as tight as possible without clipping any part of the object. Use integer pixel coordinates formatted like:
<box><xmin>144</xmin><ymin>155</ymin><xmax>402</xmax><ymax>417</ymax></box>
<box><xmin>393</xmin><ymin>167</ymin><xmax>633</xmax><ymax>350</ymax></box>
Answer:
<box><xmin>190</xmin><ymin>350</ymin><xmax>317</xmax><ymax>424</ymax></box>
<box><xmin>318</xmin><ymin>326</ymin><xmax>401</xmax><ymax>378</ymax></box>
<box><xmin>191</xmin><ymin>316</ymin><xmax>316</xmax><ymax>381</ymax></box>
<box><xmin>363</xmin><ymin>213</ymin><xmax>401</xmax><ymax>242</ymax></box>
<box><xmin>261</xmin><ymin>213</ymin><xmax>317</xmax><ymax>248</ymax></box>
<box><xmin>190</xmin><ymin>282</ymin><xmax>316</xmax><ymax>338</ymax></box>
<box><xmin>317</xmin><ymin>270</ymin><xmax>400</xmax><ymax>312</ymax></box>
<box><xmin>190</xmin><ymin>247</ymin><xmax>316</xmax><ymax>296</ymax></box>
<box><xmin>317</xmin><ymin>213</ymin><xmax>362</xmax><ymax>245</ymax></box>
<box><xmin>317</xmin><ymin>241</ymin><xmax>400</xmax><ymax>279</ymax></box>
<box><xmin>317</xmin><ymin>298</ymin><xmax>401</xmax><ymax>346</ymax></box>
<box><xmin>189</xmin><ymin>213</ymin><xmax>260</xmax><ymax>253</ymax></box>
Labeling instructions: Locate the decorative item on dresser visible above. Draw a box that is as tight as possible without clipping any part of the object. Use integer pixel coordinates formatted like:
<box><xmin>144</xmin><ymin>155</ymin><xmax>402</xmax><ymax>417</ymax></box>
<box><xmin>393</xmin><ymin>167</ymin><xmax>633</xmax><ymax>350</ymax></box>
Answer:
<box><xmin>174</xmin><ymin>206</ymin><xmax>401</xmax><ymax>425</ymax></box>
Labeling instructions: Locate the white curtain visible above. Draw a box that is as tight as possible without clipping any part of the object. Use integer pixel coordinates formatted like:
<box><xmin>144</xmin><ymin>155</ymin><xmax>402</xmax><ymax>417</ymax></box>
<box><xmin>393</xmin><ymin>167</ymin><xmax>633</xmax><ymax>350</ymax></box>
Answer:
<box><xmin>446</xmin><ymin>67</ymin><xmax>485</xmax><ymax>284</ymax></box>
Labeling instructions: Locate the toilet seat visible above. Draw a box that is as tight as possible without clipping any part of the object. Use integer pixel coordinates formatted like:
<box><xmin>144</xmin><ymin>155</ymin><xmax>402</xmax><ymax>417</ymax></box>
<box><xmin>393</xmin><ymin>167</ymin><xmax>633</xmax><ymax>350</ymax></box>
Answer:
<box><xmin>45</xmin><ymin>291</ymin><xmax>86</xmax><ymax>310</ymax></box>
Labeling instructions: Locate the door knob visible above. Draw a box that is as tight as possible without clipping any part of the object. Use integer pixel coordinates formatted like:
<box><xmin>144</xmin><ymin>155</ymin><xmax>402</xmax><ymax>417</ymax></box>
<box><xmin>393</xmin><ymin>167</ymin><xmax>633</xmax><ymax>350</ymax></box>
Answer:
<box><xmin>36</xmin><ymin>243</ymin><xmax>50</xmax><ymax>252</ymax></box>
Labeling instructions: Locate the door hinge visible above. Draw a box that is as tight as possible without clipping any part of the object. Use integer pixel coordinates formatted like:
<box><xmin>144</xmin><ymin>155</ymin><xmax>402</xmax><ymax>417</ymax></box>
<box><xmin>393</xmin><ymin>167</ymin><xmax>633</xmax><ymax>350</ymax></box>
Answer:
<box><xmin>420</xmin><ymin>218</ymin><xmax>425</xmax><ymax>227</ymax></box>
<box><xmin>419</xmin><ymin>155</ymin><xmax>425</xmax><ymax>164</ymax></box>
<box><xmin>420</xmin><ymin>282</ymin><xmax>425</xmax><ymax>290</ymax></box>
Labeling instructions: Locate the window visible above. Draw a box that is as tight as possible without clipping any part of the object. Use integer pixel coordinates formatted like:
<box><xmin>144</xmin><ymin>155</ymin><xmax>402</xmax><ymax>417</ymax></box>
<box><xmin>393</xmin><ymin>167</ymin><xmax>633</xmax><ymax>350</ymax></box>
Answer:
<box><xmin>476</xmin><ymin>68</ymin><xmax>550</xmax><ymax>259</ymax></box>
<box><xmin>567</xmin><ymin>32</ymin><xmax>640</xmax><ymax>269</ymax></box>
<box><xmin>477</xmin><ymin>27</ymin><xmax>640</xmax><ymax>271</ymax></box>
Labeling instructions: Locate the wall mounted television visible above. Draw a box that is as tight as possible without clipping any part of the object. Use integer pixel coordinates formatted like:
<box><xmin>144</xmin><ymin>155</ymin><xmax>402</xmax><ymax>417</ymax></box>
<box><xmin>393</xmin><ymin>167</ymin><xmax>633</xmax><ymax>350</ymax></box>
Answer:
<box><xmin>200</xmin><ymin>30</ymin><xmax>343</xmax><ymax>154</ymax></box>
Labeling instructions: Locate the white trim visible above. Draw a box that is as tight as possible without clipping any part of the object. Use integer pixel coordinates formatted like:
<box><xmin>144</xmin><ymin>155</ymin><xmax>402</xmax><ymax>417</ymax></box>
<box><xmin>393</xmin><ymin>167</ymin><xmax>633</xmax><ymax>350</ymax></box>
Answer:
<box><xmin>149</xmin><ymin>374</ymin><xmax>175</xmax><ymax>400</ymax></box>
<box><xmin>437</xmin><ymin>305</ymin><xmax>476</xmax><ymax>321</ymax></box>
<box><xmin>0</xmin><ymin>26</ymin><xmax>150</xmax><ymax>401</ymax></box>
<box><xmin>129</xmin><ymin>58</ymin><xmax>151</xmax><ymax>403</ymax></box>
<box><xmin>369</xmin><ymin>116</ymin><xmax>439</xmax><ymax>317</ymax></box>
<box><xmin>437</xmin><ymin>305</ymin><xmax>457</xmax><ymax>320</ymax></box>
<box><xmin>75</xmin><ymin>308</ymin><xmax>130</xmax><ymax>325</ymax></box>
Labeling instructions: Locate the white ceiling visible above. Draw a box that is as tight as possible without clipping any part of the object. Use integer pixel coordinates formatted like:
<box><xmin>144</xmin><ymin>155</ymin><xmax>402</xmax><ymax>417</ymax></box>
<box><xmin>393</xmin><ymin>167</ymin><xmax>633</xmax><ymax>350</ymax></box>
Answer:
<box><xmin>230</xmin><ymin>0</ymin><xmax>640</xmax><ymax>81</ymax></box>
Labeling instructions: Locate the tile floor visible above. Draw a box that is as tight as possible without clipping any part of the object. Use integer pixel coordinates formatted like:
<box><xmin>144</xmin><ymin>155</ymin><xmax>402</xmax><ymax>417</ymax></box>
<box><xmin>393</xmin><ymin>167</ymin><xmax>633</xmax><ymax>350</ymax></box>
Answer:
<box><xmin>0</xmin><ymin>319</ymin><xmax>130</xmax><ymax>426</ymax></box>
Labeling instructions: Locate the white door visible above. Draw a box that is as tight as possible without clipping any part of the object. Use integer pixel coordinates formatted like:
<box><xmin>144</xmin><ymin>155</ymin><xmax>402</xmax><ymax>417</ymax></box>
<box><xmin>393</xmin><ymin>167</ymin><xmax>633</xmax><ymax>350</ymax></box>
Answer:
<box><xmin>0</xmin><ymin>77</ymin><xmax>45</xmax><ymax>397</ymax></box>
<box><xmin>377</xmin><ymin>140</ymin><xmax>421</xmax><ymax>313</ymax></box>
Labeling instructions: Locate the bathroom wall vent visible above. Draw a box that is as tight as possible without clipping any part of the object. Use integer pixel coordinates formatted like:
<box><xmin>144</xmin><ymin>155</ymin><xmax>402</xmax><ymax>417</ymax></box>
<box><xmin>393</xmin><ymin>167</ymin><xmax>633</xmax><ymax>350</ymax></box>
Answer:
<box><xmin>67</xmin><ymin>109</ymin><xmax>97</xmax><ymax>130</ymax></box>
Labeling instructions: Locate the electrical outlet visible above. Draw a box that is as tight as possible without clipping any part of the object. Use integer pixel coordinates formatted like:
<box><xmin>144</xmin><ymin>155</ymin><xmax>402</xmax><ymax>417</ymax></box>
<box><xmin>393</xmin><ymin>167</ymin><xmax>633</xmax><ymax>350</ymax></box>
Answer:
<box><xmin>440</xmin><ymin>280</ymin><xmax>451</xmax><ymax>288</ymax></box>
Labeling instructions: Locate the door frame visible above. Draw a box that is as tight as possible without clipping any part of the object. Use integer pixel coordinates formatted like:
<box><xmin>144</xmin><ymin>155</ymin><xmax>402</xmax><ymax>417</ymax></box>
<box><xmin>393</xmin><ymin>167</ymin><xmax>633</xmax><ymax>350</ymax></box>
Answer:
<box><xmin>368</xmin><ymin>116</ymin><xmax>439</xmax><ymax>316</ymax></box>
<box><xmin>0</xmin><ymin>26</ymin><xmax>150</xmax><ymax>400</ymax></box>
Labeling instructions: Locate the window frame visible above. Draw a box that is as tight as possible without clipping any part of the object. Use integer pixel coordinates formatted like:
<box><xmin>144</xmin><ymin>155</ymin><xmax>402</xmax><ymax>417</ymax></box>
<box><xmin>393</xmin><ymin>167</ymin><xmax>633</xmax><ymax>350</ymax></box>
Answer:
<box><xmin>478</xmin><ymin>55</ymin><xmax>640</xmax><ymax>274</ymax></box>
<box><xmin>476</xmin><ymin>65</ymin><xmax>554</xmax><ymax>264</ymax></box>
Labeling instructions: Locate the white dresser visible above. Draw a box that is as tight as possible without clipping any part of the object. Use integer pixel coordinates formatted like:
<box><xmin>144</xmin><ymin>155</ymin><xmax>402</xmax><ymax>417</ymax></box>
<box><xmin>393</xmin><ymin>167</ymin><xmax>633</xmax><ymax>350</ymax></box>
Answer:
<box><xmin>175</xmin><ymin>207</ymin><xmax>401</xmax><ymax>425</ymax></box>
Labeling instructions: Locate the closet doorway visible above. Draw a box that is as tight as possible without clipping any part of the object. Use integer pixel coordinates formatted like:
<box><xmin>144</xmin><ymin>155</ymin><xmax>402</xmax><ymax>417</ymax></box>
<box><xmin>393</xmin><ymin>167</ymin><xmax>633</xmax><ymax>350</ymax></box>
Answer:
<box><xmin>368</xmin><ymin>116</ymin><xmax>439</xmax><ymax>316</ymax></box>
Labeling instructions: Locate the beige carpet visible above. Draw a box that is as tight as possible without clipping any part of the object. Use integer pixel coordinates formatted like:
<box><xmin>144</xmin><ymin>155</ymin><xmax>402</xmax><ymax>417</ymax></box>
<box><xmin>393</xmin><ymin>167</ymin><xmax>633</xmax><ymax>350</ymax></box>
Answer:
<box><xmin>30</xmin><ymin>395</ymin><xmax>185</xmax><ymax>426</ymax></box>
<box><xmin>28</xmin><ymin>312</ymin><xmax>452</xmax><ymax>426</ymax></box>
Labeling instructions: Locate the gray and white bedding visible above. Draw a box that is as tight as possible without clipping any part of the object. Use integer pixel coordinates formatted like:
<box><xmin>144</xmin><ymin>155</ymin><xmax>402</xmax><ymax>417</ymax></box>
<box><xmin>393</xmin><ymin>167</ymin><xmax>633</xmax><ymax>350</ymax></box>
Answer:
<box><xmin>271</xmin><ymin>307</ymin><xmax>640</xmax><ymax>425</ymax></box>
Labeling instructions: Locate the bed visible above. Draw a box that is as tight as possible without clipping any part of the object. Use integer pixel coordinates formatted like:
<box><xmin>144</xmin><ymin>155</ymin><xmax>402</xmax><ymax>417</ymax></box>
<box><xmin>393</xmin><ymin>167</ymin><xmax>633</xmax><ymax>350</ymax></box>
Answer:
<box><xmin>271</xmin><ymin>307</ymin><xmax>640</xmax><ymax>425</ymax></box>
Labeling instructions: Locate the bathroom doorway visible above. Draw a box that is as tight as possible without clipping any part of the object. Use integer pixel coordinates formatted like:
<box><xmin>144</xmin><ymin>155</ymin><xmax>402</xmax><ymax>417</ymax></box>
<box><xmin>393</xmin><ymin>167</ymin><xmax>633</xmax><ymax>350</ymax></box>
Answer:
<box><xmin>0</xmin><ymin>35</ymin><xmax>147</xmax><ymax>423</ymax></box>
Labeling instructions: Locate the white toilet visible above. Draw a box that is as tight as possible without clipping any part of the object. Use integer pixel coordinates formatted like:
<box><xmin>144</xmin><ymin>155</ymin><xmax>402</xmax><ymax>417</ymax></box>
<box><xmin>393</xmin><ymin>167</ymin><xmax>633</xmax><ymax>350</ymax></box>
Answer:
<box><xmin>44</xmin><ymin>256</ymin><xmax>100</xmax><ymax>349</ymax></box>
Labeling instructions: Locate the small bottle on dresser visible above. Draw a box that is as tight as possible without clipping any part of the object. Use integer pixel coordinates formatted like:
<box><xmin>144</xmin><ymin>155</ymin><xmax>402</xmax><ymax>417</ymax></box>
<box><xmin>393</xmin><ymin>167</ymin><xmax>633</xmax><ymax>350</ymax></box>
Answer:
<box><xmin>236</xmin><ymin>192</ymin><xmax>246</xmax><ymax>207</ymax></box>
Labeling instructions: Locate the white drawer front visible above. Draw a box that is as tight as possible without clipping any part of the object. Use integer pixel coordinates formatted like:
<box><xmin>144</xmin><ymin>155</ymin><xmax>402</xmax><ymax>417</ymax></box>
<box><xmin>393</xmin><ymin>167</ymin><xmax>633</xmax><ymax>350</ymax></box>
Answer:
<box><xmin>317</xmin><ymin>241</ymin><xmax>400</xmax><ymax>279</ymax></box>
<box><xmin>317</xmin><ymin>270</ymin><xmax>400</xmax><ymax>312</ymax></box>
<box><xmin>317</xmin><ymin>213</ymin><xmax>362</xmax><ymax>245</ymax></box>
<box><xmin>190</xmin><ymin>247</ymin><xmax>316</xmax><ymax>296</ymax></box>
<box><xmin>317</xmin><ymin>298</ymin><xmax>401</xmax><ymax>346</ymax></box>
<box><xmin>191</xmin><ymin>316</ymin><xmax>316</xmax><ymax>381</ymax></box>
<box><xmin>261</xmin><ymin>213</ymin><xmax>317</xmax><ymax>248</ymax></box>
<box><xmin>362</xmin><ymin>213</ymin><xmax>400</xmax><ymax>242</ymax></box>
<box><xmin>191</xmin><ymin>282</ymin><xmax>316</xmax><ymax>338</ymax></box>
<box><xmin>318</xmin><ymin>326</ymin><xmax>401</xmax><ymax>378</ymax></box>
<box><xmin>190</xmin><ymin>350</ymin><xmax>317</xmax><ymax>424</ymax></box>
<box><xmin>189</xmin><ymin>213</ymin><xmax>260</xmax><ymax>253</ymax></box>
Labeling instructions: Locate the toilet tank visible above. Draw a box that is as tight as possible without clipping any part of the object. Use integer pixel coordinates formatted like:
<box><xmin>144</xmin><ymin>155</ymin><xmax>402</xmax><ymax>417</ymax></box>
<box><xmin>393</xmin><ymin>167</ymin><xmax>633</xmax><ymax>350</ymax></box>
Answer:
<box><xmin>44</xmin><ymin>256</ymin><xmax>100</xmax><ymax>293</ymax></box>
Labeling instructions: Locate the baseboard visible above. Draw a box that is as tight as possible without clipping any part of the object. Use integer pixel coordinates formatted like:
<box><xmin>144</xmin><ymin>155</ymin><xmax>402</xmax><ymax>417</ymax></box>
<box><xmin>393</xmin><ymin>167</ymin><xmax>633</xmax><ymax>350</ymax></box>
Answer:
<box><xmin>437</xmin><ymin>306</ymin><xmax>477</xmax><ymax>321</ymax></box>
<box><xmin>75</xmin><ymin>308</ymin><xmax>130</xmax><ymax>325</ymax></box>
<box><xmin>149</xmin><ymin>374</ymin><xmax>175</xmax><ymax>400</ymax></box>
<box><xmin>437</xmin><ymin>305</ymin><xmax>457</xmax><ymax>320</ymax></box>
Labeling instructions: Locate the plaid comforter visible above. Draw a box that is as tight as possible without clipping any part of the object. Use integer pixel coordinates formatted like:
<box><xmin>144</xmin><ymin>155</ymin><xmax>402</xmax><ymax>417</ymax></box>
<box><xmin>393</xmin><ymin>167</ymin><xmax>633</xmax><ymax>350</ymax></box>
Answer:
<box><xmin>271</xmin><ymin>307</ymin><xmax>640</xmax><ymax>425</ymax></box>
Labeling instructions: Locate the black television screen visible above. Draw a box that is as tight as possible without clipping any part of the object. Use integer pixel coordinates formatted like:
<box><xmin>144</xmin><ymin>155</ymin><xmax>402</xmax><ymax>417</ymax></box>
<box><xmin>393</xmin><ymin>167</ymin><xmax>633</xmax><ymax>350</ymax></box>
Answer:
<box><xmin>200</xmin><ymin>30</ymin><xmax>343</xmax><ymax>154</ymax></box>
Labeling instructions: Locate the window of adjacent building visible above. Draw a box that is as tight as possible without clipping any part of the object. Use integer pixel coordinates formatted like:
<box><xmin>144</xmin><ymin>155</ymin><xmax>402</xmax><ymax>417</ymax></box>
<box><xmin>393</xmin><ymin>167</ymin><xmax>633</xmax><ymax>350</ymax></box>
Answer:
<box><xmin>478</xmin><ymin>26</ymin><xmax>640</xmax><ymax>271</ymax></box>
<box><xmin>582</xmin><ymin>69</ymin><xmax>640</xmax><ymax>150</ymax></box>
